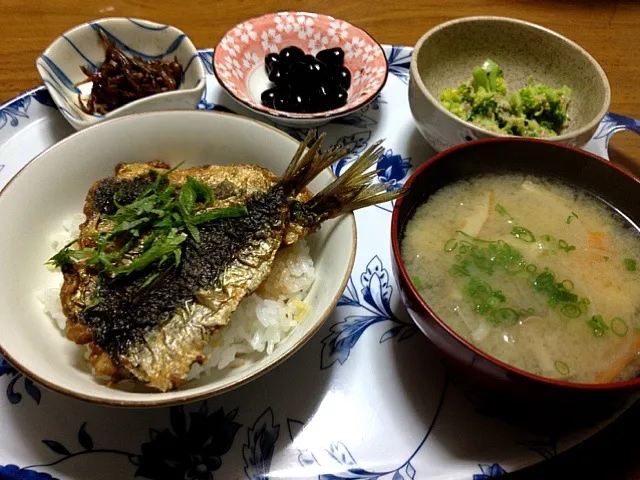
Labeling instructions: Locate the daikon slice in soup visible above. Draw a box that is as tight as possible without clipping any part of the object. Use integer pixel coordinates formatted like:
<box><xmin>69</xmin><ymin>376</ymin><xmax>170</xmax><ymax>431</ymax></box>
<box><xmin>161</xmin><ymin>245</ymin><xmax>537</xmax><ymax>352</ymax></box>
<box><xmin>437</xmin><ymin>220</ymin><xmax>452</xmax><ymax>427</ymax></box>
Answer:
<box><xmin>401</xmin><ymin>174</ymin><xmax>640</xmax><ymax>384</ymax></box>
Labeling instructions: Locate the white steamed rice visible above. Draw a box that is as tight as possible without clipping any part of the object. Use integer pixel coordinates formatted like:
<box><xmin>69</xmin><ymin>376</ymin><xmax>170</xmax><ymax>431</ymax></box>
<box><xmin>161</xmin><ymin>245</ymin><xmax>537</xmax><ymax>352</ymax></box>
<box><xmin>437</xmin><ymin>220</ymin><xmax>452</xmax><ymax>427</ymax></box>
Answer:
<box><xmin>37</xmin><ymin>215</ymin><xmax>315</xmax><ymax>378</ymax></box>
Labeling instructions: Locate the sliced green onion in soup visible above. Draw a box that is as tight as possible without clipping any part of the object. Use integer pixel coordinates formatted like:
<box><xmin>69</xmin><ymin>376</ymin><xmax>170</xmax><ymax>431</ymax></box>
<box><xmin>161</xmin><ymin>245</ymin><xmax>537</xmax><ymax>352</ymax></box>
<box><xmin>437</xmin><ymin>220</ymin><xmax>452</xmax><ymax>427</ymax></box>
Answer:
<box><xmin>558</xmin><ymin>239</ymin><xmax>576</xmax><ymax>252</ymax></box>
<box><xmin>533</xmin><ymin>271</ymin><xmax>555</xmax><ymax>290</ymax></box>
<box><xmin>489</xmin><ymin>307</ymin><xmax>520</xmax><ymax>325</ymax></box>
<box><xmin>586</xmin><ymin>314</ymin><xmax>609</xmax><ymax>337</ymax></box>
<box><xmin>449</xmin><ymin>264</ymin><xmax>471</xmax><ymax>277</ymax></box>
<box><xmin>494</xmin><ymin>203</ymin><xmax>513</xmax><ymax>219</ymax></box>
<box><xmin>610</xmin><ymin>317</ymin><xmax>628</xmax><ymax>337</ymax></box>
<box><xmin>554</xmin><ymin>360</ymin><xmax>571</xmax><ymax>376</ymax></box>
<box><xmin>510</xmin><ymin>226</ymin><xmax>536</xmax><ymax>243</ymax></box>
<box><xmin>486</xmin><ymin>296</ymin><xmax>501</xmax><ymax>308</ymax></box>
<box><xmin>560</xmin><ymin>304</ymin><xmax>581</xmax><ymax>318</ymax></box>
<box><xmin>444</xmin><ymin>239</ymin><xmax>458</xmax><ymax>252</ymax></box>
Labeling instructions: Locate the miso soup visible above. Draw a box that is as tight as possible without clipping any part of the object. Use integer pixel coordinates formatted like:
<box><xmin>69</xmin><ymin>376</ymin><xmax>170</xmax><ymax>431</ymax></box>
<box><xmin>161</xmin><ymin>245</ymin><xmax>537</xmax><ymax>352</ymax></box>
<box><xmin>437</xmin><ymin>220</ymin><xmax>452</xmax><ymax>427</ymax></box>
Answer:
<box><xmin>401</xmin><ymin>174</ymin><xmax>640</xmax><ymax>384</ymax></box>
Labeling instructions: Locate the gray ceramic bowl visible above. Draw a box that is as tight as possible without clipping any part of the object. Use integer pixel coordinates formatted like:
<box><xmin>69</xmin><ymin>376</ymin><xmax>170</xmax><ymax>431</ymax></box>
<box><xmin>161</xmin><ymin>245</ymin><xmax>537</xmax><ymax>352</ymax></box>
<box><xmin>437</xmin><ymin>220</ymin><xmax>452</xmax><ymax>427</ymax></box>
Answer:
<box><xmin>408</xmin><ymin>16</ymin><xmax>611</xmax><ymax>151</ymax></box>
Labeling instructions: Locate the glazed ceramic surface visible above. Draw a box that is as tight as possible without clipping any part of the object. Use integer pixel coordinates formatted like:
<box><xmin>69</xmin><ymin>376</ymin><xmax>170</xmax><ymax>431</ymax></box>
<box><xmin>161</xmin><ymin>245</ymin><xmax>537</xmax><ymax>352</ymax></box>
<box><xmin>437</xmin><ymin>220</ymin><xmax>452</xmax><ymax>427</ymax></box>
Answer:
<box><xmin>36</xmin><ymin>18</ymin><xmax>206</xmax><ymax>130</ymax></box>
<box><xmin>409</xmin><ymin>16</ymin><xmax>611</xmax><ymax>151</ymax></box>
<box><xmin>213</xmin><ymin>12</ymin><xmax>388</xmax><ymax>127</ymax></box>
<box><xmin>390</xmin><ymin>138</ymin><xmax>640</xmax><ymax>415</ymax></box>
<box><xmin>0</xmin><ymin>111</ymin><xmax>356</xmax><ymax>407</ymax></box>
<box><xmin>0</xmin><ymin>44</ymin><xmax>637</xmax><ymax>479</ymax></box>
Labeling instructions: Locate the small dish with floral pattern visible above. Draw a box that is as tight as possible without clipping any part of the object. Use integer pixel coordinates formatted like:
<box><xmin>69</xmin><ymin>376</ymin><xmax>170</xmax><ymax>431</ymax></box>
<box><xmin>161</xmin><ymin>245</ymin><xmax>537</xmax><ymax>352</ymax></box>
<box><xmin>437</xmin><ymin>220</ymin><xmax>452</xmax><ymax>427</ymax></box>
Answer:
<box><xmin>213</xmin><ymin>12</ymin><xmax>388</xmax><ymax>127</ymax></box>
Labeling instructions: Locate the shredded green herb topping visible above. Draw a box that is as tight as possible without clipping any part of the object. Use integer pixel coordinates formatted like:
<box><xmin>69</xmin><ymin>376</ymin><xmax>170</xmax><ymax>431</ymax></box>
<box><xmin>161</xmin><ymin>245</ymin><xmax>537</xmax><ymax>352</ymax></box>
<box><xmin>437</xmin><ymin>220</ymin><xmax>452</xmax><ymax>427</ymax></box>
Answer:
<box><xmin>47</xmin><ymin>168</ymin><xmax>248</xmax><ymax>281</ymax></box>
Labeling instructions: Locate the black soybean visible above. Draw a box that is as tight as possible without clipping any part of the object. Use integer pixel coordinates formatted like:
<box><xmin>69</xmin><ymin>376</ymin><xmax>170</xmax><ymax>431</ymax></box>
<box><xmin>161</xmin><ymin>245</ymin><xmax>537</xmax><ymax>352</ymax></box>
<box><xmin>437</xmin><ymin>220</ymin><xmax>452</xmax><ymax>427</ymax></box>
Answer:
<box><xmin>309</xmin><ymin>61</ymin><xmax>328</xmax><ymax>83</ymax></box>
<box><xmin>261</xmin><ymin>87</ymin><xmax>278</xmax><ymax>108</ymax></box>
<box><xmin>301</xmin><ymin>54</ymin><xmax>320</xmax><ymax>65</ymax></box>
<box><xmin>261</xmin><ymin>45</ymin><xmax>351</xmax><ymax>113</ymax></box>
<box><xmin>308</xmin><ymin>85</ymin><xmax>331</xmax><ymax>112</ymax></box>
<box><xmin>316</xmin><ymin>47</ymin><xmax>345</xmax><ymax>67</ymax></box>
<box><xmin>328</xmin><ymin>86</ymin><xmax>348</xmax><ymax>109</ymax></box>
<box><xmin>288</xmin><ymin>61</ymin><xmax>315</xmax><ymax>84</ymax></box>
<box><xmin>264</xmin><ymin>53</ymin><xmax>280</xmax><ymax>76</ymax></box>
<box><xmin>268</xmin><ymin>67</ymin><xmax>289</xmax><ymax>87</ymax></box>
<box><xmin>332</xmin><ymin>66</ymin><xmax>351</xmax><ymax>90</ymax></box>
<box><xmin>289</xmin><ymin>91</ymin><xmax>310</xmax><ymax>113</ymax></box>
<box><xmin>279</xmin><ymin>46</ymin><xmax>305</xmax><ymax>65</ymax></box>
<box><xmin>273</xmin><ymin>91</ymin><xmax>290</xmax><ymax>111</ymax></box>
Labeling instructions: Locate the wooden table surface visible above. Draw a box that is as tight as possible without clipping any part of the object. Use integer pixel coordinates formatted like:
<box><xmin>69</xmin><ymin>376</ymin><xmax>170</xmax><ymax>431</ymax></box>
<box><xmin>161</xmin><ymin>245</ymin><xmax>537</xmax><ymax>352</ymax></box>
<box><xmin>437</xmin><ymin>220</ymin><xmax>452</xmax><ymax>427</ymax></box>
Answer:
<box><xmin>1</xmin><ymin>0</ymin><xmax>639</xmax><ymax>172</ymax></box>
<box><xmin>0</xmin><ymin>0</ymin><xmax>638</xmax><ymax>478</ymax></box>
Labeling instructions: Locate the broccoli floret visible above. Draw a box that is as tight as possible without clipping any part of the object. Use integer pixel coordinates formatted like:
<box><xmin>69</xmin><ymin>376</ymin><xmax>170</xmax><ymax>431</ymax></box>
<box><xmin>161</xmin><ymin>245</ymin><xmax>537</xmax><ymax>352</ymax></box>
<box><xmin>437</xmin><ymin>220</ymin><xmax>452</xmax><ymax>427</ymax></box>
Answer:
<box><xmin>441</xmin><ymin>85</ymin><xmax>474</xmax><ymax>119</ymax></box>
<box><xmin>439</xmin><ymin>59</ymin><xmax>572</xmax><ymax>137</ymax></box>
<box><xmin>512</xmin><ymin>82</ymin><xmax>571</xmax><ymax>134</ymax></box>
<box><xmin>471</xmin><ymin>59</ymin><xmax>504</xmax><ymax>93</ymax></box>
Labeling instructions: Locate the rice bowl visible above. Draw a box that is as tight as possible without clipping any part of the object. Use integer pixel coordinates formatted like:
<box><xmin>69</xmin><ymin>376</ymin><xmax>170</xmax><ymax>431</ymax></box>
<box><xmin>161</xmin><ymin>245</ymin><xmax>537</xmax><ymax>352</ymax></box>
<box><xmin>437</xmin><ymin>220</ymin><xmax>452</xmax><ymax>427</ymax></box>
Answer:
<box><xmin>38</xmin><ymin>215</ymin><xmax>317</xmax><ymax>385</ymax></box>
<box><xmin>0</xmin><ymin>111</ymin><xmax>357</xmax><ymax>407</ymax></box>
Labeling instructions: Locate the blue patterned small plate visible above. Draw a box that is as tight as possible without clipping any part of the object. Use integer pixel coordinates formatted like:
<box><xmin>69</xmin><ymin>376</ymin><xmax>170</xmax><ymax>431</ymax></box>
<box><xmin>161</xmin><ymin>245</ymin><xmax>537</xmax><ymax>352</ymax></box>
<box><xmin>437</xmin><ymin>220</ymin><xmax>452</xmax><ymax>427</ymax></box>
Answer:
<box><xmin>36</xmin><ymin>17</ymin><xmax>206</xmax><ymax>130</ymax></box>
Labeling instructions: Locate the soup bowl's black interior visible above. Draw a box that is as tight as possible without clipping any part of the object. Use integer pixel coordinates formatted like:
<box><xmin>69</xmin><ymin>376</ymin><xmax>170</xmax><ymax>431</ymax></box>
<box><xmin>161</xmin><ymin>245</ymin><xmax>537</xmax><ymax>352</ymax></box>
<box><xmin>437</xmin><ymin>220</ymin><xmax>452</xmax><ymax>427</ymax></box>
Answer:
<box><xmin>391</xmin><ymin>137</ymin><xmax>639</xmax><ymax>433</ymax></box>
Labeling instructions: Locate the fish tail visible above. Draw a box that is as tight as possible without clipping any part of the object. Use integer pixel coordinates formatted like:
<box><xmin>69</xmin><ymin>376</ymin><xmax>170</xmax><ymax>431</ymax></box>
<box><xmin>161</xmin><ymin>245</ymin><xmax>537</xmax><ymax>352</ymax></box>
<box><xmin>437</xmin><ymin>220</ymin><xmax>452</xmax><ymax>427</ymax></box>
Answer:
<box><xmin>293</xmin><ymin>140</ymin><xmax>405</xmax><ymax>224</ymax></box>
<box><xmin>281</xmin><ymin>130</ymin><xmax>351</xmax><ymax>194</ymax></box>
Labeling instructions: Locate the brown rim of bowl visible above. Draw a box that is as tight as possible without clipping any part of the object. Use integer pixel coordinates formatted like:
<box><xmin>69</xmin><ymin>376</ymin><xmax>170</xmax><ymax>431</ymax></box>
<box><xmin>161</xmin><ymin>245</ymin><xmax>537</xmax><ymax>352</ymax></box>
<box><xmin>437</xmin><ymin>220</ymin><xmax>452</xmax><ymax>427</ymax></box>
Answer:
<box><xmin>391</xmin><ymin>136</ymin><xmax>640</xmax><ymax>392</ymax></box>
<box><xmin>409</xmin><ymin>16</ymin><xmax>612</xmax><ymax>143</ymax></box>
<box><xmin>212</xmin><ymin>11</ymin><xmax>389</xmax><ymax>121</ymax></box>
<box><xmin>0</xmin><ymin>109</ymin><xmax>357</xmax><ymax>408</ymax></box>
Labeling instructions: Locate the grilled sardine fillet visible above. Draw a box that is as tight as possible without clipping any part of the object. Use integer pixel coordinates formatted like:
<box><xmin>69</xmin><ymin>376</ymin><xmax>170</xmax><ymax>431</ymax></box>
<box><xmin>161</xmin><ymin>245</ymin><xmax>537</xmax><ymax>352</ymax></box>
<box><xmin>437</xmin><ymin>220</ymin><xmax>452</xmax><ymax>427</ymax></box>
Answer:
<box><xmin>60</xmin><ymin>133</ymin><xmax>402</xmax><ymax>391</ymax></box>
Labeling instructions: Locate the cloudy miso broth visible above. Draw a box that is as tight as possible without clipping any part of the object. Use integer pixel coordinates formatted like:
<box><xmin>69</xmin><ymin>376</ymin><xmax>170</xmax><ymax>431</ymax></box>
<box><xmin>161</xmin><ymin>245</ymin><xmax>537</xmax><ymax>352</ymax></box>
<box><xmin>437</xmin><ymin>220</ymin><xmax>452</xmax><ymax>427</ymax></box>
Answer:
<box><xmin>401</xmin><ymin>174</ymin><xmax>640</xmax><ymax>384</ymax></box>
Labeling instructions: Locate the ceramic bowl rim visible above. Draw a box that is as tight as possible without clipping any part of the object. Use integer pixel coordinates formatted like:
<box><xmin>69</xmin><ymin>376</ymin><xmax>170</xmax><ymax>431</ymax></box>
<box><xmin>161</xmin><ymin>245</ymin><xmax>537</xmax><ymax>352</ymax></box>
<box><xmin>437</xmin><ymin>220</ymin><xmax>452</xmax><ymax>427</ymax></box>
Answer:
<box><xmin>391</xmin><ymin>136</ymin><xmax>640</xmax><ymax>392</ymax></box>
<box><xmin>36</xmin><ymin>17</ymin><xmax>206</xmax><ymax>129</ymax></box>
<box><xmin>0</xmin><ymin>110</ymin><xmax>357</xmax><ymax>408</ymax></box>
<box><xmin>409</xmin><ymin>16</ymin><xmax>612</xmax><ymax>142</ymax></box>
<box><xmin>212</xmin><ymin>11</ymin><xmax>389</xmax><ymax>121</ymax></box>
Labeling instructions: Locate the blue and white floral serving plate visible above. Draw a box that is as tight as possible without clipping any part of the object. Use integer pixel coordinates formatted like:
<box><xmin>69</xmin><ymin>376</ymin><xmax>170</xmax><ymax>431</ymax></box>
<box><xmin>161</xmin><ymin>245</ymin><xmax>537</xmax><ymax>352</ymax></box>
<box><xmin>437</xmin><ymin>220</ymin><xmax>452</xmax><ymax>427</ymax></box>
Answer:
<box><xmin>0</xmin><ymin>44</ymin><xmax>638</xmax><ymax>480</ymax></box>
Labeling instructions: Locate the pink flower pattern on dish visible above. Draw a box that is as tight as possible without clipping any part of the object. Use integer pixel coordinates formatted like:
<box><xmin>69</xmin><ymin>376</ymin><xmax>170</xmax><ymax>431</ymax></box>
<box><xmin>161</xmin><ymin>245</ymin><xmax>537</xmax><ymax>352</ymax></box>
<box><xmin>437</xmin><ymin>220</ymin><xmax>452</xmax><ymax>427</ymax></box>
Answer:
<box><xmin>308</xmin><ymin>32</ymin><xmax>330</xmax><ymax>55</ymax></box>
<box><xmin>234</xmin><ymin>23</ymin><xmax>258</xmax><ymax>44</ymax></box>
<box><xmin>213</xmin><ymin>12</ymin><xmax>388</xmax><ymax>117</ymax></box>
<box><xmin>293</xmin><ymin>15</ymin><xmax>315</xmax><ymax>39</ymax></box>
<box><xmin>328</xmin><ymin>20</ymin><xmax>350</xmax><ymax>43</ymax></box>
<box><xmin>260</xmin><ymin>29</ymin><xmax>283</xmax><ymax>53</ymax></box>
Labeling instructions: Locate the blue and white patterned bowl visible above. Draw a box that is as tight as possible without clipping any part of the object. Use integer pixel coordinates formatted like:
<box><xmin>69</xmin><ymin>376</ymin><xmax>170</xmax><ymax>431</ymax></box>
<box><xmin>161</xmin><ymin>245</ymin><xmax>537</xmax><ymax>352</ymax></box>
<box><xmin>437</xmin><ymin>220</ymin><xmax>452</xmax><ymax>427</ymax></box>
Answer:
<box><xmin>36</xmin><ymin>18</ymin><xmax>206</xmax><ymax>130</ymax></box>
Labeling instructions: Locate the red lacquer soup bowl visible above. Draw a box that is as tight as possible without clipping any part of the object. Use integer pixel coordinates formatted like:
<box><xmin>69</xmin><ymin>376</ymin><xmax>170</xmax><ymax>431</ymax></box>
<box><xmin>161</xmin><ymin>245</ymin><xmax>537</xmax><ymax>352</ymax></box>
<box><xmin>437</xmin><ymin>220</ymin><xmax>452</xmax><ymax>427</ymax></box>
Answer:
<box><xmin>391</xmin><ymin>138</ymin><xmax>639</xmax><ymax>430</ymax></box>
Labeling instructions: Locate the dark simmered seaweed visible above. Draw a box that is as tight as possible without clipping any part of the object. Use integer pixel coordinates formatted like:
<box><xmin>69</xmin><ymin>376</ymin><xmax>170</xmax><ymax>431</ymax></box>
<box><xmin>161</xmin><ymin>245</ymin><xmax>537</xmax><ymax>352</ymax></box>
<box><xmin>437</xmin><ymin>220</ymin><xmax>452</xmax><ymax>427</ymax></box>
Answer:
<box><xmin>77</xmin><ymin>31</ymin><xmax>182</xmax><ymax>115</ymax></box>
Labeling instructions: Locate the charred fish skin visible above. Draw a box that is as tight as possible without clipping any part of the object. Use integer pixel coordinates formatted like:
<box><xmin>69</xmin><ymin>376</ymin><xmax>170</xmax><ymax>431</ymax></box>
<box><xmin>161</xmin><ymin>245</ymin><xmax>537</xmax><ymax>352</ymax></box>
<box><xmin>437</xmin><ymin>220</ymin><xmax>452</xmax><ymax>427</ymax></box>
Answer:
<box><xmin>81</xmin><ymin>186</ymin><xmax>291</xmax><ymax>391</ymax></box>
<box><xmin>63</xmin><ymin>162</ymin><xmax>311</xmax><ymax>328</ymax></box>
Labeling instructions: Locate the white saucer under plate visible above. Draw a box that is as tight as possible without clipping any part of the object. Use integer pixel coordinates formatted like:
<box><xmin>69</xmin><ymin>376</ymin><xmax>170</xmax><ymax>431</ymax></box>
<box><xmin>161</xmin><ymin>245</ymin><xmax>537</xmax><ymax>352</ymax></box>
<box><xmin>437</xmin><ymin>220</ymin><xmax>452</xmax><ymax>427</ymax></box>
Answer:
<box><xmin>0</xmin><ymin>44</ymin><xmax>638</xmax><ymax>480</ymax></box>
